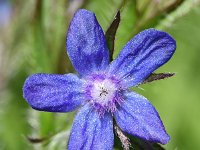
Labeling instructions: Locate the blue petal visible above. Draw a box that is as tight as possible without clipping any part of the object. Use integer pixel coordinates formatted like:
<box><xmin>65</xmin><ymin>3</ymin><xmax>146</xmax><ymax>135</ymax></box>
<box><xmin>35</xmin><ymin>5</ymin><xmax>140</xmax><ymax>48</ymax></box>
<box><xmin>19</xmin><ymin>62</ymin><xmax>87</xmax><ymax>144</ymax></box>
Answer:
<box><xmin>109</xmin><ymin>29</ymin><xmax>176</xmax><ymax>87</ymax></box>
<box><xmin>114</xmin><ymin>92</ymin><xmax>170</xmax><ymax>144</ymax></box>
<box><xmin>68</xmin><ymin>104</ymin><xmax>114</xmax><ymax>150</ymax></box>
<box><xmin>23</xmin><ymin>73</ymin><xmax>84</xmax><ymax>112</ymax></box>
<box><xmin>67</xmin><ymin>9</ymin><xmax>109</xmax><ymax>76</ymax></box>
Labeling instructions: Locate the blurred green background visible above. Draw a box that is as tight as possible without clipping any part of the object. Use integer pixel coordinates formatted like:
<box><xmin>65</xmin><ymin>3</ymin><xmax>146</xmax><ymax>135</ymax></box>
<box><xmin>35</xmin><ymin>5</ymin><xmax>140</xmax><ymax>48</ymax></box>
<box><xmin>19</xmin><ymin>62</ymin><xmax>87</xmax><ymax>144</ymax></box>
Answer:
<box><xmin>0</xmin><ymin>0</ymin><xmax>200</xmax><ymax>149</ymax></box>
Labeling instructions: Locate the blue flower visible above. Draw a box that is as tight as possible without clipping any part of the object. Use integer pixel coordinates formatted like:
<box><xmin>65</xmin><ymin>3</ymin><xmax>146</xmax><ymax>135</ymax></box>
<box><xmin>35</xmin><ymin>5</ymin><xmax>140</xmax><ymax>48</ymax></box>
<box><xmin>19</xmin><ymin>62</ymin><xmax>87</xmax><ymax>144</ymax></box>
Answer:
<box><xmin>23</xmin><ymin>9</ymin><xmax>176</xmax><ymax>150</ymax></box>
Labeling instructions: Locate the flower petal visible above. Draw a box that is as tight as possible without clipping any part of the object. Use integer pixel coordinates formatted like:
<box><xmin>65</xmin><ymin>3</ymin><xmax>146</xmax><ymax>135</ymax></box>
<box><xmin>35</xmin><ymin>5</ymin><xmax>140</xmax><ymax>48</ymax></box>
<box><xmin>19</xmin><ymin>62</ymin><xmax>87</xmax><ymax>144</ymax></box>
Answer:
<box><xmin>109</xmin><ymin>29</ymin><xmax>176</xmax><ymax>87</ymax></box>
<box><xmin>114</xmin><ymin>92</ymin><xmax>170</xmax><ymax>144</ymax></box>
<box><xmin>68</xmin><ymin>104</ymin><xmax>114</xmax><ymax>150</ymax></box>
<box><xmin>23</xmin><ymin>73</ymin><xmax>84</xmax><ymax>112</ymax></box>
<box><xmin>67</xmin><ymin>9</ymin><xmax>109</xmax><ymax>76</ymax></box>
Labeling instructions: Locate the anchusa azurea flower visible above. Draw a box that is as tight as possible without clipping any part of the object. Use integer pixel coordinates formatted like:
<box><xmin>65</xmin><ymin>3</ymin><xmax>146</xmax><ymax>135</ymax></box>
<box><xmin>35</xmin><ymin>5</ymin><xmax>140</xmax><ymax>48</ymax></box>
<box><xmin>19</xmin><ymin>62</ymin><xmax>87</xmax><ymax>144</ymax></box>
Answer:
<box><xmin>23</xmin><ymin>9</ymin><xmax>176</xmax><ymax>150</ymax></box>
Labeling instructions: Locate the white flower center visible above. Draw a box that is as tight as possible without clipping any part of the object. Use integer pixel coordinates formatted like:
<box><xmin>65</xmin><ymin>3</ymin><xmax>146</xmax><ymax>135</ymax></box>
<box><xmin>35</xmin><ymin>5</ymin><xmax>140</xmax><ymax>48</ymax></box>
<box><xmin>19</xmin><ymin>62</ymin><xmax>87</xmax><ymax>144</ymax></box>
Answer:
<box><xmin>91</xmin><ymin>79</ymin><xmax>117</xmax><ymax>105</ymax></box>
<box><xmin>84</xmin><ymin>73</ymin><xmax>125</xmax><ymax>116</ymax></box>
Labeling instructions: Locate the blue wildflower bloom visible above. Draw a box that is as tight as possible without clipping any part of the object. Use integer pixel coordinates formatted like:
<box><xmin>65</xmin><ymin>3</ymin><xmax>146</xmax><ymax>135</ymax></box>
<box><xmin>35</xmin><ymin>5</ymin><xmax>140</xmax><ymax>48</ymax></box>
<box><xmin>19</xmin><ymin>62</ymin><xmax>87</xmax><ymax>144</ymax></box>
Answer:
<box><xmin>23</xmin><ymin>9</ymin><xmax>176</xmax><ymax>150</ymax></box>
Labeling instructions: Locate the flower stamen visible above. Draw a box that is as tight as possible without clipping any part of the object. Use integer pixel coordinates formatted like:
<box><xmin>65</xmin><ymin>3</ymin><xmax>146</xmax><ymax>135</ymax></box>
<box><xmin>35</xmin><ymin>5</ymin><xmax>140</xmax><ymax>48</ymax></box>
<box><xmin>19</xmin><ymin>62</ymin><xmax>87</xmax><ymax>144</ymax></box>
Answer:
<box><xmin>84</xmin><ymin>73</ymin><xmax>124</xmax><ymax>116</ymax></box>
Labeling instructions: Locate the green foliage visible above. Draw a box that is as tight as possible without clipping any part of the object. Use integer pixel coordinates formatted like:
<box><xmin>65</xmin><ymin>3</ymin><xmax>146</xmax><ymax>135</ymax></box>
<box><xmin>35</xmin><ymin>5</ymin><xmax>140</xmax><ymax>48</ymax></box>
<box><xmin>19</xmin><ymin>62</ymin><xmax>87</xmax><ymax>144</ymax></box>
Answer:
<box><xmin>1</xmin><ymin>0</ymin><xmax>200</xmax><ymax>149</ymax></box>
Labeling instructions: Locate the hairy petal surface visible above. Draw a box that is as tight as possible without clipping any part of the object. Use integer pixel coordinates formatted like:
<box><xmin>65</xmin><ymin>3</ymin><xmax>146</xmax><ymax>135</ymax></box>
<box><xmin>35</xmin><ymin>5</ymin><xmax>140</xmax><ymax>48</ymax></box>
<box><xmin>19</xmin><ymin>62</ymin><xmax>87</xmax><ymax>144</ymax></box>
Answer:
<box><xmin>68</xmin><ymin>104</ymin><xmax>114</xmax><ymax>150</ymax></box>
<box><xmin>67</xmin><ymin>9</ymin><xmax>109</xmax><ymax>76</ymax></box>
<box><xmin>114</xmin><ymin>92</ymin><xmax>170</xmax><ymax>144</ymax></box>
<box><xmin>109</xmin><ymin>29</ymin><xmax>176</xmax><ymax>87</ymax></box>
<box><xmin>23</xmin><ymin>73</ymin><xmax>84</xmax><ymax>112</ymax></box>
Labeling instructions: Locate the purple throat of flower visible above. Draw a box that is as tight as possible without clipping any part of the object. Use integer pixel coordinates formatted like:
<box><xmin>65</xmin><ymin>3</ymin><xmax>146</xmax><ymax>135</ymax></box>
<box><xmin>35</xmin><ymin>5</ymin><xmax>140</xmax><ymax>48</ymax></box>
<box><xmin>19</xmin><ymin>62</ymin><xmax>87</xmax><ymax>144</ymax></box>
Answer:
<box><xmin>83</xmin><ymin>73</ymin><xmax>125</xmax><ymax>116</ymax></box>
